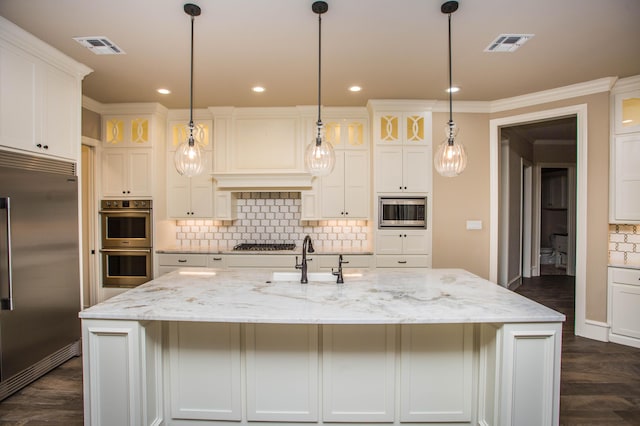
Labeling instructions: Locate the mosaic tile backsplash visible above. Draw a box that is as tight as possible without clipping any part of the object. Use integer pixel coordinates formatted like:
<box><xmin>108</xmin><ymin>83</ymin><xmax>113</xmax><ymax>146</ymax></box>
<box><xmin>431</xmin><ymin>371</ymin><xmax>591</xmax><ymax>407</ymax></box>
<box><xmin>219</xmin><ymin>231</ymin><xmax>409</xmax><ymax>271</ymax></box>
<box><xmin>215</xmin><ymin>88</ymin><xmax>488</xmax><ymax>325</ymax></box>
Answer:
<box><xmin>609</xmin><ymin>224</ymin><xmax>640</xmax><ymax>267</ymax></box>
<box><xmin>176</xmin><ymin>192</ymin><xmax>371</xmax><ymax>251</ymax></box>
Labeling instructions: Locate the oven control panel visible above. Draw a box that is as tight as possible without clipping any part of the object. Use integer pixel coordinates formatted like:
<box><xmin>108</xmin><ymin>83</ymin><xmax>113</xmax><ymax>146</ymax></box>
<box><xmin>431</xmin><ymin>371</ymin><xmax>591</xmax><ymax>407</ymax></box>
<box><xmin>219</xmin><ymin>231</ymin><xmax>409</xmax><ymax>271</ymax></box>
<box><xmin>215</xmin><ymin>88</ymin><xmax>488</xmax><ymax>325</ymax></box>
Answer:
<box><xmin>101</xmin><ymin>199</ymin><xmax>152</xmax><ymax>209</ymax></box>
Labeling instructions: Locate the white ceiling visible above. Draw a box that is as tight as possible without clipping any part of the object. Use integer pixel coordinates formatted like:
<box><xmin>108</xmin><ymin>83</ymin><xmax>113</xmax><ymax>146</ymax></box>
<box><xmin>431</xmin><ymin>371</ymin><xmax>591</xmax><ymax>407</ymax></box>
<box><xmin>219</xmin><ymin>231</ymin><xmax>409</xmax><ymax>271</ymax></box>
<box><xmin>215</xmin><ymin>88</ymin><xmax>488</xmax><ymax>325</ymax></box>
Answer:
<box><xmin>1</xmin><ymin>0</ymin><xmax>639</xmax><ymax>109</ymax></box>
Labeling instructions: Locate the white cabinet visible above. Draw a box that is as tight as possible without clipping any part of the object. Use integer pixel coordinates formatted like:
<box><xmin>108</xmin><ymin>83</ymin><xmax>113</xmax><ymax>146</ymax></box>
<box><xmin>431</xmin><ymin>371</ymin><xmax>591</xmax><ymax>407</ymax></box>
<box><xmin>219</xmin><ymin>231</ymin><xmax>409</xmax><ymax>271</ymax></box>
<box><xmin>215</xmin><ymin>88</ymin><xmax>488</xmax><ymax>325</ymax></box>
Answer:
<box><xmin>245</xmin><ymin>324</ymin><xmax>318</xmax><ymax>422</ymax></box>
<box><xmin>102</xmin><ymin>148</ymin><xmax>152</xmax><ymax>197</ymax></box>
<box><xmin>608</xmin><ymin>267</ymin><xmax>640</xmax><ymax>348</ymax></box>
<box><xmin>0</xmin><ymin>29</ymin><xmax>89</xmax><ymax>161</ymax></box>
<box><xmin>322</xmin><ymin>325</ymin><xmax>396</xmax><ymax>422</ymax></box>
<box><xmin>168</xmin><ymin>322</ymin><xmax>242</xmax><ymax>421</ymax></box>
<box><xmin>166</xmin><ymin>119</ymin><xmax>214</xmax><ymax>218</ymax></box>
<box><xmin>371</xmin><ymin>109</ymin><xmax>432</xmax><ymax>193</ymax></box>
<box><xmin>101</xmin><ymin>111</ymin><xmax>165</xmax><ymax>199</ymax></box>
<box><xmin>376</xmin><ymin>230</ymin><xmax>431</xmax><ymax>268</ymax></box>
<box><xmin>400</xmin><ymin>324</ymin><xmax>473</xmax><ymax>422</ymax></box>
<box><xmin>610</xmin><ymin>134</ymin><xmax>640</xmax><ymax>222</ymax></box>
<box><xmin>321</xmin><ymin>150</ymin><xmax>369</xmax><ymax>218</ymax></box>
<box><xmin>376</xmin><ymin>145</ymin><xmax>431</xmax><ymax>193</ymax></box>
<box><xmin>613</xmin><ymin>87</ymin><xmax>640</xmax><ymax>134</ymax></box>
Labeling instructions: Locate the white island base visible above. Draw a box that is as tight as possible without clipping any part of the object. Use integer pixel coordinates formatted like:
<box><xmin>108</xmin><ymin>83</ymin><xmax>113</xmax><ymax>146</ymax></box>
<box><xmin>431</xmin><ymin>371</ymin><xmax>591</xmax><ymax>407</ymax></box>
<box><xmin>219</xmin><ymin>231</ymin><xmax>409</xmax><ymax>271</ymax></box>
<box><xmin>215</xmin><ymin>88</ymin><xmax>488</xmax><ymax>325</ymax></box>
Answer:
<box><xmin>80</xmin><ymin>269</ymin><xmax>564</xmax><ymax>426</ymax></box>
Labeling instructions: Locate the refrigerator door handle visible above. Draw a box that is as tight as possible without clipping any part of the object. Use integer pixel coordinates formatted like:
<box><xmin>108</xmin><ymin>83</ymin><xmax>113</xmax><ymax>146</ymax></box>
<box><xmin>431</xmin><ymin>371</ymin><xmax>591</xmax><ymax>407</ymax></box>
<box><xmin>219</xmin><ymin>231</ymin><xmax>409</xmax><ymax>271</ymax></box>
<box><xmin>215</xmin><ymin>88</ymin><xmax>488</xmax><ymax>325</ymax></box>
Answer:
<box><xmin>0</xmin><ymin>197</ymin><xmax>13</xmax><ymax>310</ymax></box>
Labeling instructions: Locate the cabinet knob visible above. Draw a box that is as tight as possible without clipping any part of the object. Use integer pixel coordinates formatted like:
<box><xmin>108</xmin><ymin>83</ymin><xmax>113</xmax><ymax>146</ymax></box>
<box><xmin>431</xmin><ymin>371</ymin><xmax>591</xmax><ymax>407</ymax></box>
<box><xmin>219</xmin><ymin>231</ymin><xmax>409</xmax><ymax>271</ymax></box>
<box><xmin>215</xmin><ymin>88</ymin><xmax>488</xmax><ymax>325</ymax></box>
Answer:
<box><xmin>43</xmin><ymin>145</ymin><xmax>48</xmax><ymax>150</ymax></box>
<box><xmin>404</xmin><ymin>186</ymin><xmax>407</xmax><ymax>190</ymax></box>
<box><xmin>399</xmin><ymin>186</ymin><xmax>402</xmax><ymax>190</ymax></box>
<box><xmin>36</xmin><ymin>143</ymin><xmax>42</xmax><ymax>148</ymax></box>
<box><xmin>345</xmin><ymin>212</ymin><xmax>349</xmax><ymax>215</ymax></box>
<box><xmin>122</xmin><ymin>191</ymin><xmax>126</xmax><ymax>194</ymax></box>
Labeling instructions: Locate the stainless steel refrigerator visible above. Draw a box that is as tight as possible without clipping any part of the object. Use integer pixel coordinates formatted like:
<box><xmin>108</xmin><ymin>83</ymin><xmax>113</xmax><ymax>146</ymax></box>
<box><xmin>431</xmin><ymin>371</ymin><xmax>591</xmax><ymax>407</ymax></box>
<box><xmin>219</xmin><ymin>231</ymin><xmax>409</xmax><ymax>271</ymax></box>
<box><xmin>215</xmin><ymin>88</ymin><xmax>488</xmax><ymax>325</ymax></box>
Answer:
<box><xmin>0</xmin><ymin>150</ymin><xmax>82</xmax><ymax>400</ymax></box>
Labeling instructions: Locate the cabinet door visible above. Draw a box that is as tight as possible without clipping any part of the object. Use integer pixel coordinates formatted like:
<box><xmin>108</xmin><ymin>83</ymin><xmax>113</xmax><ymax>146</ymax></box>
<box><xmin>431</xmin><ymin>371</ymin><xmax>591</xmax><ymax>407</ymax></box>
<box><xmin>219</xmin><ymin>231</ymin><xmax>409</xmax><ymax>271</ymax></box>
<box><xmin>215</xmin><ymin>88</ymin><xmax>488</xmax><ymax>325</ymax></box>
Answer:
<box><xmin>613</xmin><ymin>134</ymin><xmax>640</xmax><ymax>221</ymax></box>
<box><xmin>344</xmin><ymin>150</ymin><xmax>369</xmax><ymax>218</ymax></box>
<box><xmin>127</xmin><ymin>149</ymin><xmax>152</xmax><ymax>196</ymax></box>
<box><xmin>375</xmin><ymin>147</ymin><xmax>403</xmax><ymax>192</ymax></box>
<box><xmin>376</xmin><ymin>231</ymin><xmax>404</xmax><ymax>255</ymax></box>
<box><xmin>403</xmin><ymin>145</ymin><xmax>431</xmax><ymax>193</ymax></box>
<box><xmin>190</xmin><ymin>173</ymin><xmax>214</xmax><ymax>217</ymax></box>
<box><xmin>611</xmin><ymin>284</ymin><xmax>640</xmax><ymax>339</ymax></box>
<box><xmin>102</xmin><ymin>150</ymin><xmax>127</xmax><ymax>196</ymax></box>
<box><xmin>374</xmin><ymin>114</ymin><xmax>402</xmax><ymax>145</ymax></box>
<box><xmin>0</xmin><ymin>44</ymin><xmax>38</xmax><ymax>153</ymax></box>
<box><xmin>321</xmin><ymin>153</ymin><xmax>346</xmax><ymax>218</ymax></box>
<box><xmin>403</xmin><ymin>230</ymin><xmax>430</xmax><ymax>255</ymax></box>
<box><xmin>167</xmin><ymin>163</ymin><xmax>191</xmax><ymax>218</ymax></box>
<box><xmin>404</xmin><ymin>112</ymin><xmax>429</xmax><ymax>145</ymax></box>
<box><xmin>42</xmin><ymin>64</ymin><xmax>78</xmax><ymax>159</ymax></box>
<box><xmin>322</xmin><ymin>325</ymin><xmax>395</xmax><ymax>422</ymax></box>
<box><xmin>245</xmin><ymin>324</ymin><xmax>318</xmax><ymax>422</ymax></box>
<box><xmin>614</xmin><ymin>89</ymin><xmax>640</xmax><ymax>134</ymax></box>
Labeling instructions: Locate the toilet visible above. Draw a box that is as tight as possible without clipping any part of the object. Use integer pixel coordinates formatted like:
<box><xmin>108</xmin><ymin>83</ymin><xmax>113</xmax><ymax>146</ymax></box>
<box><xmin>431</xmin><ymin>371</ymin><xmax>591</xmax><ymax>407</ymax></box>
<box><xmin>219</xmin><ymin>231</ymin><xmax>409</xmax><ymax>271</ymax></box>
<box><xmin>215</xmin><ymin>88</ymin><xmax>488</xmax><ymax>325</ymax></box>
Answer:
<box><xmin>540</xmin><ymin>247</ymin><xmax>555</xmax><ymax>264</ymax></box>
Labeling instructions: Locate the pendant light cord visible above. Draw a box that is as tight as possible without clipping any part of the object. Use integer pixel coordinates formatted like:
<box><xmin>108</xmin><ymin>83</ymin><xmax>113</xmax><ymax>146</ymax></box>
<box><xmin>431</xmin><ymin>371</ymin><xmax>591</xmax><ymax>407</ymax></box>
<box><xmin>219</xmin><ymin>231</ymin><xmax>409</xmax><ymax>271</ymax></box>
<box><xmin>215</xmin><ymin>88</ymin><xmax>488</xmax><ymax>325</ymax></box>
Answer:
<box><xmin>188</xmin><ymin>12</ymin><xmax>195</xmax><ymax>145</ymax></box>
<box><xmin>316</xmin><ymin>11</ymin><xmax>323</xmax><ymax>144</ymax></box>
<box><xmin>448</xmin><ymin>12</ymin><xmax>453</xmax><ymax>127</ymax></box>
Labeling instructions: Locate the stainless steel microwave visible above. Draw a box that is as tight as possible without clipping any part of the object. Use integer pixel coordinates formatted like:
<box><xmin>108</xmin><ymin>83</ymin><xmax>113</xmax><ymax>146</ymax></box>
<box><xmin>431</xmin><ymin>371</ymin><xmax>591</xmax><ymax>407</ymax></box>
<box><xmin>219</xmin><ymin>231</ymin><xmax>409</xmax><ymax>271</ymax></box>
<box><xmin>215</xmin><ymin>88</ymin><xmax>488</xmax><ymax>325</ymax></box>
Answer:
<box><xmin>378</xmin><ymin>197</ymin><xmax>427</xmax><ymax>228</ymax></box>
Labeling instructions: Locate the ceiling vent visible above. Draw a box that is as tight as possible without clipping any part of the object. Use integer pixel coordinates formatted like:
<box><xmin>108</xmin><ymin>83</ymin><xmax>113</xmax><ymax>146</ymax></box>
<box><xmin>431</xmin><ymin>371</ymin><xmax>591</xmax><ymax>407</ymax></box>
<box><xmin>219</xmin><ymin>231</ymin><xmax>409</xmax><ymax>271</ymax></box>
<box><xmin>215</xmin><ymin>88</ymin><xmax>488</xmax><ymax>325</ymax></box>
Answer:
<box><xmin>73</xmin><ymin>36</ymin><xmax>125</xmax><ymax>55</ymax></box>
<box><xmin>484</xmin><ymin>34</ymin><xmax>534</xmax><ymax>53</ymax></box>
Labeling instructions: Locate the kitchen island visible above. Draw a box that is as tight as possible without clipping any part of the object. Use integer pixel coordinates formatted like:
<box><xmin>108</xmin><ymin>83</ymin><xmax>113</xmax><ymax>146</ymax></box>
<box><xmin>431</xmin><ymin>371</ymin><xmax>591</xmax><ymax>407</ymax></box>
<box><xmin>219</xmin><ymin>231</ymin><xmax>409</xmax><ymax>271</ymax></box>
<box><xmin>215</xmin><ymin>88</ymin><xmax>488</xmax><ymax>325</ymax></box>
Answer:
<box><xmin>80</xmin><ymin>268</ymin><xmax>564</xmax><ymax>426</ymax></box>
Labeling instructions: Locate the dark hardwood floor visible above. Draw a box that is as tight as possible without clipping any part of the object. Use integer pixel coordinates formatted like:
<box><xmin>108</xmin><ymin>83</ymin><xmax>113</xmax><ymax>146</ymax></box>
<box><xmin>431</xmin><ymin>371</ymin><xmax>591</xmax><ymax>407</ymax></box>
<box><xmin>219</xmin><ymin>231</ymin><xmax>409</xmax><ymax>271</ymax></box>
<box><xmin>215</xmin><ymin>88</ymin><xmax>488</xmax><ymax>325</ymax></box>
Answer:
<box><xmin>0</xmin><ymin>273</ymin><xmax>638</xmax><ymax>425</ymax></box>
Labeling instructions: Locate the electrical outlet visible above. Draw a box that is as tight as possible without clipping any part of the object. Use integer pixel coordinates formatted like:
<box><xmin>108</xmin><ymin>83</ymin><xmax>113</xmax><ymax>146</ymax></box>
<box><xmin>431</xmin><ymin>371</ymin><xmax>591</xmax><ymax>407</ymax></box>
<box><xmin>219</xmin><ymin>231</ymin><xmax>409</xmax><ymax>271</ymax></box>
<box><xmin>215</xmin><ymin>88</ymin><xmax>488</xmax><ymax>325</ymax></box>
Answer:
<box><xmin>466</xmin><ymin>220</ymin><xmax>482</xmax><ymax>230</ymax></box>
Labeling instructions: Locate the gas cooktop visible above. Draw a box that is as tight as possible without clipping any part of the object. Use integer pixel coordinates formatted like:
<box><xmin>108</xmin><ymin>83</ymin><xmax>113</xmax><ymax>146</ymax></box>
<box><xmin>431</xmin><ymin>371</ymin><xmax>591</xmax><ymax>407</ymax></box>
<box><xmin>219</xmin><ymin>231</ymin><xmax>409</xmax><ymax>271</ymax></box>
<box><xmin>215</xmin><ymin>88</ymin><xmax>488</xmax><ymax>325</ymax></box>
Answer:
<box><xmin>232</xmin><ymin>243</ymin><xmax>296</xmax><ymax>251</ymax></box>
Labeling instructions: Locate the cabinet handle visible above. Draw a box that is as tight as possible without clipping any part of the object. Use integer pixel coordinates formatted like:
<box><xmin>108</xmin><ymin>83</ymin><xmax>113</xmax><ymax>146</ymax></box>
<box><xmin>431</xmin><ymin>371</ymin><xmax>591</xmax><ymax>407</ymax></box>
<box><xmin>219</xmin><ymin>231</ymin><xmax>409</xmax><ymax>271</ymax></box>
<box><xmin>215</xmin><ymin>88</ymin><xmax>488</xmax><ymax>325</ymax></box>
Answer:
<box><xmin>397</xmin><ymin>260</ymin><xmax>407</xmax><ymax>264</ymax></box>
<box><xmin>212</xmin><ymin>257</ymin><xmax>222</xmax><ymax>261</ymax></box>
<box><xmin>178</xmin><ymin>259</ymin><xmax>187</xmax><ymax>263</ymax></box>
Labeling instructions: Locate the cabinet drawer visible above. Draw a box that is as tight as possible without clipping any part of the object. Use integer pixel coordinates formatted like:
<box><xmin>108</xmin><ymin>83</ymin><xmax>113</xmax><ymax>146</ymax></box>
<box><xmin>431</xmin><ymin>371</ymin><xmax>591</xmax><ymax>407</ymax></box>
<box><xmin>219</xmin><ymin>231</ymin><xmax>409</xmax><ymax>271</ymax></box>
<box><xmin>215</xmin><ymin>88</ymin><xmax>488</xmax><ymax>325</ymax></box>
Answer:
<box><xmin>206</xmin><ymin>255</ymin><xmax>228</xmax><ymax>269</ymax></box>
<box><xmin>158</xmin><ymin>253</ymin><xmax>206</xmax><ymax>267</ymax></box>
<box><xmin>226</xmin><ymin>254</ymin><xmax>298</xmax><ymax>269</ymax></box>
<box><xmin>375</xmin><ymin>255</ymin><xmax>430</xmax><ymax>268</ymax></box>
<box><xmin>611</xmin><ymin>267</ymin><xmax>640</xmax><ymax>286</ymax></box>
<box><xmin>318</xmin><ymin>255</ymin><xmax>372</xmax><ymax>270</ymax></box>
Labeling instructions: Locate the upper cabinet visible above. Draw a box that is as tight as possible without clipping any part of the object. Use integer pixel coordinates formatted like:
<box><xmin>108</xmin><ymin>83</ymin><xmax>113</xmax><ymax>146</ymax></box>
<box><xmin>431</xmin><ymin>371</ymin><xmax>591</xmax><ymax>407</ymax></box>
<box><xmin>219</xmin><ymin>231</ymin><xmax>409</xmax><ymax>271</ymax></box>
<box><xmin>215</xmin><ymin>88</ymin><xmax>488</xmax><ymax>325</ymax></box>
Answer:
<box><xmin>0</xmin><ymin>17</ymin><xmax>92</xmax><ymax>161</ymax></box>
<box><xmin>320</xmin><ymin>115</ymin><xmax>370</xmax><ymax>219</ymax></box>
<box><xmin>368</xmin><ymin>102</ymin><xmax>433</xmax><ymax>195</ymax></box>
<box><xmin>100</xmin><ymin>106</ymin><xmax>166</xmax><ymax>199</ymax></box>
<box><xmin>166</xmin><ymin>119</ymin><xmax>214</xmax><ymax>218</ymax></box>
<box><xmin>614</xmin><ymin>88</ymin><xmax>640</xmax><ymax>134</ymax></box>
<box><xmin>610</xmin><ymin>76</ymin><xmax>640</xmax><ymax>223</ymax></box>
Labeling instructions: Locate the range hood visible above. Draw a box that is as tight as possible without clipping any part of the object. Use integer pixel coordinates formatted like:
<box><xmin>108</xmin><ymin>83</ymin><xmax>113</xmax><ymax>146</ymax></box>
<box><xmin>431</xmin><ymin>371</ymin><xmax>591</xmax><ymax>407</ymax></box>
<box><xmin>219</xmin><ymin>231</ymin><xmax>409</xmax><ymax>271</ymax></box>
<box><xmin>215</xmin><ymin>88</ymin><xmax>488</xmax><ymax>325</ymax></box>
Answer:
<box><xmin>212</xmin><ymin>172</ymin><xmax>314</xmax><ymax>191</ymax></box>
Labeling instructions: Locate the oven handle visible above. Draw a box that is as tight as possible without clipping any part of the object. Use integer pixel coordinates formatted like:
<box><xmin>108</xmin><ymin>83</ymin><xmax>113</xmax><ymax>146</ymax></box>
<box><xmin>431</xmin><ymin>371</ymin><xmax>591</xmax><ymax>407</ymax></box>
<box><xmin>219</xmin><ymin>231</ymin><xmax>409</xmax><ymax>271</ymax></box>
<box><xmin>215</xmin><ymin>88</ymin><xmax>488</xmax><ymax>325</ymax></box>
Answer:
<box><xmin>99</xmin><ymin>209</ymin><xmax>151</xmax><ymax>214</ymax></box>
<box><xmin>0</xmin><ymin>197</ymin><xmax>14</xmax><ymax>311</ymax></box>
<box><xmin>100</xmin><ymin>248</ymin><xmax>151</xmax><ymax>253</ymax></box>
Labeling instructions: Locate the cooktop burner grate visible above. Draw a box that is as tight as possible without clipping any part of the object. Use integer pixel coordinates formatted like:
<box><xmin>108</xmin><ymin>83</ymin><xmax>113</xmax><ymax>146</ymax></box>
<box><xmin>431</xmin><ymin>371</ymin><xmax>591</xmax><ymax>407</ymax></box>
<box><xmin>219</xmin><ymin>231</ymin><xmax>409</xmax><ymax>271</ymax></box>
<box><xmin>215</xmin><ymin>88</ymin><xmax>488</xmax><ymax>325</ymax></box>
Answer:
<box><xmin>233</xmin><ymin>243</ymin><xmax>296</xmax><ymax>251</ymax></box>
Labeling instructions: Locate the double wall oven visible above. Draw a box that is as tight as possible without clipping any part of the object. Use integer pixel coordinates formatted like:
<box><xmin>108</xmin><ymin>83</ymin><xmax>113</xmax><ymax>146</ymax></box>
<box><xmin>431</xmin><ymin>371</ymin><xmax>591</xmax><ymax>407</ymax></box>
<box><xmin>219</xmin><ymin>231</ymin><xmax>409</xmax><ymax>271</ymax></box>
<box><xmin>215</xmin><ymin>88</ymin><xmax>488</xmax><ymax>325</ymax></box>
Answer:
<box><xmin>100</xmin><ymin>199</ymin><xmax>153</xmax><ymax>287</ymax></box>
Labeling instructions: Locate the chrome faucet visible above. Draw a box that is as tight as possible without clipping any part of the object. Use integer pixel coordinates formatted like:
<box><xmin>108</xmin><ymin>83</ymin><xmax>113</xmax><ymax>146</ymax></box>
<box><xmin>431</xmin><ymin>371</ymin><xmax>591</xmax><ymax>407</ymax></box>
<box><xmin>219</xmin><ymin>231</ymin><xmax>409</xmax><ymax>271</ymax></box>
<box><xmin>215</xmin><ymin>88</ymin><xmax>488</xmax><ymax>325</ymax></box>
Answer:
<box><xmin>295</xmin><ymin>235</ymin><xmax>315</xmax><ymax>283</ymax></box>
<box><xmin>332</xmin><ymin>254</ymin><xmax>349</xmax><ymax>284</ymax></box>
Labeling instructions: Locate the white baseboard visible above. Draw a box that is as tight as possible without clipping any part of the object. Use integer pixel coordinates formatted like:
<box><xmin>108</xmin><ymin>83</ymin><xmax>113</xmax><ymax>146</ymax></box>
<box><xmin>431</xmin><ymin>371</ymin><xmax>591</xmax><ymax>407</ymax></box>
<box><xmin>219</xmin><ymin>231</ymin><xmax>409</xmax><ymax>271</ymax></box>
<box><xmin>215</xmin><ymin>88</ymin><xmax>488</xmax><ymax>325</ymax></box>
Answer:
<box><xmin>575</xmin><ymin>319</ymin><xmax>609</xmax><ymax>342</ymax></box>
<box><xmin>609</xmin><ymin>333</ymin><xmax>640</xmax><ymax>349</ymax></box>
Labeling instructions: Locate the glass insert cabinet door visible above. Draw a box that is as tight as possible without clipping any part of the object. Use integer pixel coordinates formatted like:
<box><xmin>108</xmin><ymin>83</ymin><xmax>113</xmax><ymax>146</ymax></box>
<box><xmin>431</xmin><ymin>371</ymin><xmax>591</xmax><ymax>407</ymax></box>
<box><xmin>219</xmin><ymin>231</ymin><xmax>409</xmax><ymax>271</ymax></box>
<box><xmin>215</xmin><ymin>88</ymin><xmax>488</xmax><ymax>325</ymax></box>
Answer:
<box><xmin>615</xmin><ymin>90</ymin><xmax>640</xmax><ymax>134</ymax></box>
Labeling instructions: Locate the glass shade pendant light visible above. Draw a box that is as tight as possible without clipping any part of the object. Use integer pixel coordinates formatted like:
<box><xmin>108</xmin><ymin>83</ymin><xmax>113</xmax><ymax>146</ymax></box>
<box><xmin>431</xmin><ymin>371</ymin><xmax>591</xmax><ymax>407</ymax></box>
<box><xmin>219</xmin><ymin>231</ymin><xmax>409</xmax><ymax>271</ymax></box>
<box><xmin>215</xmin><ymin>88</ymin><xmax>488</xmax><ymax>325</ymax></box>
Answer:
<box><xmin>304</xmin><ymin>1</ymin><xmax>336</xmax><ymax>177</ymax></box>
<box><xmin>174</xmin><ymin>3</ymin><xmax>206</xmax><ymax>177</ymax></box>
<box><xmin>434</xmin><ymin>1</ymin><xmax>468</xmax><ymax>177</ymax></box>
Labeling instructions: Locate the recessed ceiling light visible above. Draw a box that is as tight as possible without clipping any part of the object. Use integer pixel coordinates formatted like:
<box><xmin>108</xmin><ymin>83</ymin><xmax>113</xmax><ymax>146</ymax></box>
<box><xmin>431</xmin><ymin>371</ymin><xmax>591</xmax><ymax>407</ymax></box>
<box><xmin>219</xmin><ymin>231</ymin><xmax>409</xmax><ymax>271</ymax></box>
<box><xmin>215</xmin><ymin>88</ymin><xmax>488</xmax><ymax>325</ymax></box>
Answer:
<box><xmin>446</xmin><ymin>86</ymin><xmax>460</xmax><ymax>93</ymax></box>
<box><xmin>252</xmin><ymin>86</ymin><xmax>265</xmax><ymax>93</ymax></box>
<box><xmin>349</xmin><ymin>86</ymin><xmax>362</xmax><ymax>92</ymax></box>
<box><xmin>157</xmin><ymin>88</ymin><xmax>171</xmax><ymax>95</ymax></box>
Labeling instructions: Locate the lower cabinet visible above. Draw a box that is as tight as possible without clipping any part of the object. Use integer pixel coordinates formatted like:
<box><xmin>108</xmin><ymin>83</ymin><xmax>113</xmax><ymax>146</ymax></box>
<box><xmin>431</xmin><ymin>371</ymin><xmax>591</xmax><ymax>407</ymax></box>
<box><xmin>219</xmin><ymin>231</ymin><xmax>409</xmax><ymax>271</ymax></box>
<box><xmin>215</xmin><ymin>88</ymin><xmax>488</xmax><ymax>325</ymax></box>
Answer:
<box><xmin>608</xmin><ymin>267</ymin><xmax>640</xmax><ymax>348</ymax></box>
<box><xmin>166</xmin><ymin>322</ymin><xmax>473</xmax><ymax>424</ymax></box>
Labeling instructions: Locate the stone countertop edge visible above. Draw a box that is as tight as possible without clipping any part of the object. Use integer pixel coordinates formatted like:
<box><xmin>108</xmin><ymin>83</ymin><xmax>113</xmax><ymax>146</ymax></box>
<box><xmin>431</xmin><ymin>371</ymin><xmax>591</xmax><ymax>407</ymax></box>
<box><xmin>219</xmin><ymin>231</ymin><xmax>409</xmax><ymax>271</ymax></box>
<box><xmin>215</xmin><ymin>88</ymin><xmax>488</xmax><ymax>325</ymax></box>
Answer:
<box><xmin>80</xmin><ymin>268</ymin><xmax>566</xmax><ymax>325</ymax></box>
<box><xmin>156</xmin><ymin>248</ymin><xmax>374</xmax><ymax>255</ymax></box>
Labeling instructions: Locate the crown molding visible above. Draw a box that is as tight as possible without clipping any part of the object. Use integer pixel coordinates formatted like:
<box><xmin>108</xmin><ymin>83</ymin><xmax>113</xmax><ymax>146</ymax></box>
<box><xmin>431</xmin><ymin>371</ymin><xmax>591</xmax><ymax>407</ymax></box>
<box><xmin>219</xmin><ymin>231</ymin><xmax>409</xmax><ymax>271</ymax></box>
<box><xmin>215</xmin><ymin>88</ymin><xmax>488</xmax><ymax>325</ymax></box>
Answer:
<box><xmin>611</xmin><ymin>75</ymin><xmax>640</xmax><ymax>93</ymax></box>
<box><xmin>82</xmin><ymin>96</ymin><xmax>104</xmax><ymax>114</ymax></box>
<box><xmin>367</xmin><ymin>99</ymin><xmax>438</xmax><ymax>113</ymax></box>
<box><xmin>0</xmin><ymin>15</ymin><xmax>92</xmax><ymax>79</ymax></box>
<box><xmin>432</xmin><ymin>100</ymin><xmax>491</xmax><ymax>114</ymax></box>
<box><xmin>489</xmin><ymin>77</ymin><xmax>617</xmax><ymax>113</ymax></box>
<box><xmin>98</xmin><ymin>102</ymin><xmax>168</xmax><ymax>116</ymax></box>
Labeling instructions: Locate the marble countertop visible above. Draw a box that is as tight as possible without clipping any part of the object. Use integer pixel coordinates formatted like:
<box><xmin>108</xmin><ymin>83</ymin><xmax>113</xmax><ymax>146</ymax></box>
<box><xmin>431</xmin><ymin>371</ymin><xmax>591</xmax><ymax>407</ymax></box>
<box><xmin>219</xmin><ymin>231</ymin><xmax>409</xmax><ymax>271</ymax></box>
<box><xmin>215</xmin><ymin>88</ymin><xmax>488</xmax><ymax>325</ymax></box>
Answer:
<box><xmin>80</xmin><ymin>268</ymin><xmax>565</xmax><ymax>324</ymax></box>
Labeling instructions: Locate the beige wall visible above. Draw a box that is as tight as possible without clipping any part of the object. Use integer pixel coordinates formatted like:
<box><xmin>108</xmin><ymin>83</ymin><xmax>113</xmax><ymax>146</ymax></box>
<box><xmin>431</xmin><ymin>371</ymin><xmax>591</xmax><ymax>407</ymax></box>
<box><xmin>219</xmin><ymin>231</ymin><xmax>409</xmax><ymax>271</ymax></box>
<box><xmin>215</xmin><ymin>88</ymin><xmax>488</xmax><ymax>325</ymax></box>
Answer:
<box><xmin>433</xmin><ymin>92</ymin><xmax>609</xmax><ymax>322</ymax></box>
<box><xmin>432</xmin><ymin>112</ymin><xmax>491</xmax><ymax>279</ymax></box>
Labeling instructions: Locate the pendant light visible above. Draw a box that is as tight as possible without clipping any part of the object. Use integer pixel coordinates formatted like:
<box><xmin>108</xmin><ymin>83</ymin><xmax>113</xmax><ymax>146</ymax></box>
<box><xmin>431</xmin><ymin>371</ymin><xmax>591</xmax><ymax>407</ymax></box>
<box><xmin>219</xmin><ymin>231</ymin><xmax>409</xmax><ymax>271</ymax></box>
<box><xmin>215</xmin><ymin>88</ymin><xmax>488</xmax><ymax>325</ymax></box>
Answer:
<box><xmin>174</xmin><ymin>3</ymin><xmax>206</xmax><ymax>177</ymax></box>
<box><xmin>434</xmin><ymin>0</ymin><xmax>468</xmax><ymax>177</ymax></box>
<box><xmin>304</xmin><ymin>1</ymin><xmax>336</xmax><ymax>177</ymax></box>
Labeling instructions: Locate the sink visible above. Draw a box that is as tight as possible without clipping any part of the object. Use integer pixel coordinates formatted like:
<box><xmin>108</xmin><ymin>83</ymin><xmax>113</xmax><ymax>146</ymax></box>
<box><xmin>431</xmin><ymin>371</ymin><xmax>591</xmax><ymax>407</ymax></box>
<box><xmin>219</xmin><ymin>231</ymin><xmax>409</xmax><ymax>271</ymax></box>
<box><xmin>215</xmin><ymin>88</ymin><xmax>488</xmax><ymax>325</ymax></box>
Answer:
<box><xmin>270</xmin><ymin>271</ymin><xmax>335</xmax><ymax>282</ymax></box>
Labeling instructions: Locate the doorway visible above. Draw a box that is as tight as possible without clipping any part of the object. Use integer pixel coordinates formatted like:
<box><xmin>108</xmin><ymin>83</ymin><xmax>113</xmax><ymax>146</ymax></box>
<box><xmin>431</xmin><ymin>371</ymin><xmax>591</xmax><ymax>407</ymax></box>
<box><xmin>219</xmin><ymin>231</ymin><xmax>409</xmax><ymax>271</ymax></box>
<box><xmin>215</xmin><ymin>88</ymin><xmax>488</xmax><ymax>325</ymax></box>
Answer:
<box><xmin>489</xmin><ymin>104</ymin><xmax>590</xmax><ymax>337</ymax></box>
